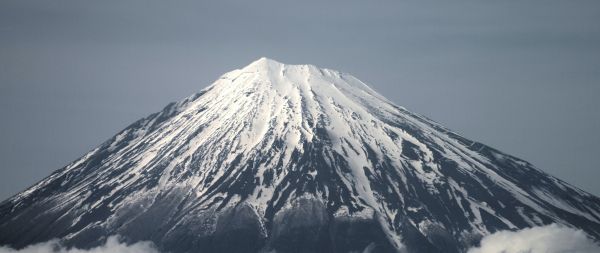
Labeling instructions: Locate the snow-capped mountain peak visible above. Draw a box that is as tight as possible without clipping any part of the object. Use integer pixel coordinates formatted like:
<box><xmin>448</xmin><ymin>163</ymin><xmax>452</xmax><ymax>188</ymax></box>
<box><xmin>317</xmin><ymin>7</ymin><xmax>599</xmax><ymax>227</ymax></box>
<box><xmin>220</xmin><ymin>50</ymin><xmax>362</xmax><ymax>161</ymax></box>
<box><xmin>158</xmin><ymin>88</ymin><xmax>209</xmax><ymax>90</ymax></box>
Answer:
<box><xmin>1</xmin><ymin>58</ymin><xmax>599</xmax><ymax>253</ymax></box>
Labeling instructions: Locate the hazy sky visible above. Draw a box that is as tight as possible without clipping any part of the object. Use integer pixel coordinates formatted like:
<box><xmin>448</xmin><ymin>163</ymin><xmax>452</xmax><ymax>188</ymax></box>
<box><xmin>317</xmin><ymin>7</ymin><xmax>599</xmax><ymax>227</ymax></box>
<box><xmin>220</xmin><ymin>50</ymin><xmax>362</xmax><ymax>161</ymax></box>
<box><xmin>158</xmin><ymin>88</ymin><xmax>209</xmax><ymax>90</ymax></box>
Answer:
<box><xmin>1</xmin><ymin>0</ymin><xmax>599</xmax><ymax>200</ymax></box>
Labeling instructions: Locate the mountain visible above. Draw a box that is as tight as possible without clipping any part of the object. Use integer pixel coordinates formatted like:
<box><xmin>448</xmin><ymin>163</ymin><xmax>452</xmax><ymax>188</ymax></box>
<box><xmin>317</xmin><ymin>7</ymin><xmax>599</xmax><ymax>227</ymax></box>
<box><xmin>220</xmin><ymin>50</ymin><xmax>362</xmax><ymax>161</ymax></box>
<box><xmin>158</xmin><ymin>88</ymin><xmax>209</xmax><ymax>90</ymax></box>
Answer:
<box><xmin>1</xmin><ymin>58</ymin><xmax>599</xmax><ymax>253</ymax></box>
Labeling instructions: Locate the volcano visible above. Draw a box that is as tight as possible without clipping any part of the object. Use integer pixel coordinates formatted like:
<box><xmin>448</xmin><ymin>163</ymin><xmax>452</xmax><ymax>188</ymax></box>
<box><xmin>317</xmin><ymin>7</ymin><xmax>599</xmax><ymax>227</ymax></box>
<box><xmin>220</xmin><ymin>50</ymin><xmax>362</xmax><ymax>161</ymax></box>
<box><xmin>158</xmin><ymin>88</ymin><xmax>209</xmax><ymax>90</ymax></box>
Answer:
<box><xmin>1</xmin><ymin>58</ymin><xmax>599</xmax><ymax>253</ymax></box>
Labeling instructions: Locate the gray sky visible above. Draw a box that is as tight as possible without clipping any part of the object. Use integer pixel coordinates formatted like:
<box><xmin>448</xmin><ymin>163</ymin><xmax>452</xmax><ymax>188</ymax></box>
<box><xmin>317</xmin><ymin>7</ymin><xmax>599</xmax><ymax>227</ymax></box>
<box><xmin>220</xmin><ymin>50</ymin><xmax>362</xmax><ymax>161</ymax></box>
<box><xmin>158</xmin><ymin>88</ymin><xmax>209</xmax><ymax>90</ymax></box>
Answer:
<box><xmin>1</xmin><ymin>0</ymin><xmax>599</xmax><ymax>200</ymax></box>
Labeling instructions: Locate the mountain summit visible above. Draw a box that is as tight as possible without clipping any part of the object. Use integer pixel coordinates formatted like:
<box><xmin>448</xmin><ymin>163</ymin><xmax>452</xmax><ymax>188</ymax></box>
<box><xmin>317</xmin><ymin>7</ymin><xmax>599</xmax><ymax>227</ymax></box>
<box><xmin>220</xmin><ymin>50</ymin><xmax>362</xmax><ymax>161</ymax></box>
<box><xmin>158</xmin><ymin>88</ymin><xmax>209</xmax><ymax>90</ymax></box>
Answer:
<box><xmin>1</xmin><ymin>58</ymin><xmax>599</xmax><ymax>253</ymax></box>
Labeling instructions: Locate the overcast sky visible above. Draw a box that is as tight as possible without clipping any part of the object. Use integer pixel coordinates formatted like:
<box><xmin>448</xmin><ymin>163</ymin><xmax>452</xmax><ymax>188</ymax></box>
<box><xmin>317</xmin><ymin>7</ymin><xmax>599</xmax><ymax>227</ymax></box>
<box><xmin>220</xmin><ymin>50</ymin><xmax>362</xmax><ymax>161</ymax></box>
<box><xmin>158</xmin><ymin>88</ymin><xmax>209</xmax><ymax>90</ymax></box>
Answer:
<box><xmin>1</xmin><ymin>0</ymin><xmax>599</xmax><ymax>200</ymax></box>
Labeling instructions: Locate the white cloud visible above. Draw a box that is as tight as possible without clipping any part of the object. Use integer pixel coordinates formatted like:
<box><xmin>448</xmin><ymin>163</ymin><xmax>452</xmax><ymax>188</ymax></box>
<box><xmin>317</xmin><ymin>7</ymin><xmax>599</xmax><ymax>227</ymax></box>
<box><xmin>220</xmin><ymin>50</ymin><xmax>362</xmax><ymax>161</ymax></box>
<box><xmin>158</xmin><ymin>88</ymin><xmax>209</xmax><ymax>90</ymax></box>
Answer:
<box><xmin>0</xmin><ymin>236</ymin><xmax>159</xmax><ymax>253</ymax></box>
<box><xmin>468</xmin><ymin>223</ymin><xmax>600</xmax><ymax>253</ymax></box>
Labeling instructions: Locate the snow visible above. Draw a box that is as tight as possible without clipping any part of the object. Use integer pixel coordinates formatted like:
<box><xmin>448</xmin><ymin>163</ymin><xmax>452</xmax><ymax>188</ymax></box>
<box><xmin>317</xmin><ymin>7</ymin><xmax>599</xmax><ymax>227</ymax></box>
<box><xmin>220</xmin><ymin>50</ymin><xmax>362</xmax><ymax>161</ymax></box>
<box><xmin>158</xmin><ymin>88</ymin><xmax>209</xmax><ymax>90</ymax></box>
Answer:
<box><xmin>4</xmin><ymin>57</ymin><xmax>599</xmax><ymax>253</ymax></box>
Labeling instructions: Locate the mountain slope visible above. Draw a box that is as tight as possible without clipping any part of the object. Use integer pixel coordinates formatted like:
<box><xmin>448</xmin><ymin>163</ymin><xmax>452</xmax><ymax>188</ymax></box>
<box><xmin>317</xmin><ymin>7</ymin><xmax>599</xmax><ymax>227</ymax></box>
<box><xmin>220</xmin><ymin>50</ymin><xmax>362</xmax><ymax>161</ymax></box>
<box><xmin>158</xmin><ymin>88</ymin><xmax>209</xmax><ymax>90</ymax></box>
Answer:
<box><xmin>1</xmin><ymin>58</ymin><xmax>599</xmax><ymax>253</ymax></box>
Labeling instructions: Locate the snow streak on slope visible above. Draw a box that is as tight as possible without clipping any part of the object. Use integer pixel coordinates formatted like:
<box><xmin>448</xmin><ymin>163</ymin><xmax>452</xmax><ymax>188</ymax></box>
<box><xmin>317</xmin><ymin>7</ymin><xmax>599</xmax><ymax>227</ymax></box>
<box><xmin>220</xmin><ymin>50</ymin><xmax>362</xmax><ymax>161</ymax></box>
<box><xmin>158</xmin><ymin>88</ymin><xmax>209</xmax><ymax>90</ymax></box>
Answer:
<box><xmin>1</xmin><ymin>58</ymin><xmax>599</xmax><ymax>253</ymax></box>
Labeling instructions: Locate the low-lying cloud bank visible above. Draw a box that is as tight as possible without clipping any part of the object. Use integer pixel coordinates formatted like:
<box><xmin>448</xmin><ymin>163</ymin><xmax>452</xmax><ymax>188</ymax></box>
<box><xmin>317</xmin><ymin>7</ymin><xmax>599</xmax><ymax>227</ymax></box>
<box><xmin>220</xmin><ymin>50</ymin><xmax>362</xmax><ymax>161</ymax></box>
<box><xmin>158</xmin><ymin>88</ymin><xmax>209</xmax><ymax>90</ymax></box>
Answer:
<box><xmin>0</xmin><ymin>236</ymin><xmax>159</xmax><ymax>253</ymax></box>
<box><xmin>1</xmin><ymin>224</ymin><xmax>599</xmax><ymax>253</ymax></box>
<box><xmin>468</xmin><ymin>223</ymin><xmax>600</xmax><ymax>253</ymax></box>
